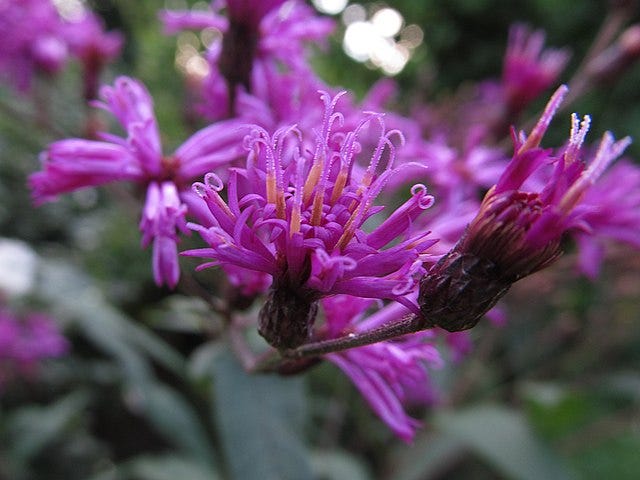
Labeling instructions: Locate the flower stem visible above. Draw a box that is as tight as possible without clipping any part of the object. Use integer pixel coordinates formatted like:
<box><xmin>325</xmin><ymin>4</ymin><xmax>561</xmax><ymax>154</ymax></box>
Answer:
<box><xmin>284</xmin><ymin>314</ymin><xmax>428</xmax><ymax>358</ymax></box>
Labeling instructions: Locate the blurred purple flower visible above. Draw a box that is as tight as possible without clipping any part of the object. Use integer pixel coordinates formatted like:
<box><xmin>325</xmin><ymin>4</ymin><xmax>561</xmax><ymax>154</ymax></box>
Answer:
<box><xmin>63</xmin><ymin>10</ymin><xmax>123</xmax><ymax>100</ymax></box>
<box><xmin>0</xmin><ymin>1</ymin><xmax>122</xmax><ymax>95</ymax></box>
<box><xmin>570</xmin><ymin>160</ymin><xmax>640</xmax><ymax>278</ymax></box>
<box><xmin>322</xmin><ymin>295</ymin><xmax>443</xmax><ymax>442</ymax></box>
<box><xmin>0</xmin><ymin>309</ymin><xmax>68</xmax><ymax>389</ymax></box>
<box><xmin>503</xmin><ymin>24</ymin><xmax>570</xmax><ymax>115</ymax></box>
<box><xmin>30</xmin><ymin>76</ymin><xmax>246</xmax><ymax>288</ymax></box>
<box><xmin>161</xmin><ymin>0</ymin><xmax>334</xmax><ymax>120</ymax></box>
<box><xmin>0</xmin><ymin>0</ymin><xmax>69</xmax><ymax>91</ymax></box>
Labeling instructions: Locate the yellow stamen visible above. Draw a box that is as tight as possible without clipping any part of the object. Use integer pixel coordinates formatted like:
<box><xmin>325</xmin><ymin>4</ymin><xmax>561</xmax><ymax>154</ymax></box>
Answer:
<box><xmin>335</xmin><ymin>202</ymin><xmax>363</xmax><ymax>250</ymax></box>
<box><xmin>276</xmin><ymin>190</ymin><xmax>286</xmax><ymax>219</ymax></box>
<box><xmin>266</xmin><ymin>172</ymin><xmax>286</xmax><ymax>219</ymax></box>
<box><xmin>310</xmin><ymin>190</ymin><xmax>324</xmax><ymax>226</ymax></box>
<box><xmin>330</xmin><ymin>168</ymin><xmax>348</xmax><ymax>204</ymax></box>
<box><xmin>290</xmin><ymin>205</ymin><xmax>301</xmax><ymax>235</ymax></box>
<box><xmin>266</xmin><ymin>172</ymin><xmax>277</xmax><ymax>205</ymax></box>
<box><xmin>302</xmin><ymin>158</ymin><xmax>323</xmax><ymax>204</ymax></box>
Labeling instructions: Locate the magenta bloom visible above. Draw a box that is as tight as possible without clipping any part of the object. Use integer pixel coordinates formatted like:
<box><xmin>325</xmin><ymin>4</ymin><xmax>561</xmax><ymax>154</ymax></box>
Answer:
<box><xmin>0</xmin><ymin>309</ymin><xmax>68</xmax><ymax>389</ymax></box>
<box><xmin>161</xmin><ymin>0</ymin><xmax>334</xmax><ymax>120</ymax></box>
<box><xmin>419</xmin><ymin>85</ymin><xmax>632</xmax><ymax>332</ymax></box>
<box><xmin>503</xmin><ymin>24</ymin><xmax>570</xmax><ymax>114</ymax></box>
<box><xmin>30</xmin><ymin>76</ymin><xmax>246</xmax><ymax>288</ymax></box>
<box><xmin>185</xmin><ymin>91</ymin><xmax>437</xmax><ymax>348</ymax></box>
<box><xmin>0</xmin><ymin>0</ymin><xmax>69</xmax><ymax>91</ymax></box>
<box><xmin>321</xmin><ymin>295</ymin><xmax>443</xmax><ymax>442</ymax></box>
<box><xmin>491</xmin><ymin>87</ymin><xmax>631</xmax><ymax>254</ymax></box>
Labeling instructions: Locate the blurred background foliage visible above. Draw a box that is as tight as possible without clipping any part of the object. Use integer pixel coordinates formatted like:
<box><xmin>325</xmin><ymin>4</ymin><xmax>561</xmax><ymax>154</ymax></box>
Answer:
<box><xmin>1</xmin><ymin>1</ymin><xmax>640</xmax><ymax>479</ymax></box>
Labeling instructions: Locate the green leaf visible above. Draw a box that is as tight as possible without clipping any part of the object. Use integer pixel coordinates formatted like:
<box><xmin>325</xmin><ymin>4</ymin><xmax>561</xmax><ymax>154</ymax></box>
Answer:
<box><xmin>570</xmin><ymin>433</ymin><xmax>640</xmax><ymax>480</ymax></box>
<box><xmin>433</xmin><ymin>404</ymin><xmax>577</xmax><ymax>480</ymax></box>
<box><xmin>521</xmin><ymin>382</ymin><xmax>604</xmax><ymax>441</ymax></box>
<box><xmin>310</xmin><ymin>450</ymin><xmax>371</xmax><ymax>480</ymax></box>
<box><xmin>188</xmin><ymin>341</ymin><xmax>224</xmax><ymax>381</ymax></box>
<box><xmin>143</xmin><ymin>295</ymin><xmax>217</xmax><ymax>334</ymax></box>
<box><xmin>37</xmin><ymin>260</ymin><xmax>186</xmax><ymax>382</ymax></box>
<box><xmin>126</xmin><ymin>454</ymin><xmax>220</xmax><ymax>480</ymax></box>
<box><xmin>137</xmin><ymin>383</ymin><xmax>217</xmax><ymax>468</ymax></box>
<box><xmin>385</xmin><ymin>432</ymin><xmax>466</xmax><ymax>480</ymax></box>
<box><xmin>211</xmin><ymin>348</ymin><xmax>312</xmax><ymax>480</ymax></box>
<box><xmin>6</xmin><ymin>391</ymin><xmax>90</xmax><ymax>463</ymax></box>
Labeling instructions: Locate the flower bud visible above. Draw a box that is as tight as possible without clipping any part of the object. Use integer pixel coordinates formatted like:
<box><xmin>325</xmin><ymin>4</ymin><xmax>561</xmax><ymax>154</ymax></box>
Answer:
<box><xmin>419</xmin><ymin>85</ymin><xmax>630</xmax><ymax>332</ymax></box>
<box><xmin>419</xmin><ymin>189</ymin><xmax>561</xmax><ymax>332</ymax></box>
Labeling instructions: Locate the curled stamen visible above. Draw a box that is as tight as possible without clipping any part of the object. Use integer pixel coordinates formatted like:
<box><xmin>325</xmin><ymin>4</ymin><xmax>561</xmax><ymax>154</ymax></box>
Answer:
<box><xmin>204</xmin><ymin>172</ymin><xmax>224</xmax><ymax>191</ymax></box>
<box><xmin>411</xmin><ymin>184</ymin><xmax>436</xmax><ymax>209</ymax></box>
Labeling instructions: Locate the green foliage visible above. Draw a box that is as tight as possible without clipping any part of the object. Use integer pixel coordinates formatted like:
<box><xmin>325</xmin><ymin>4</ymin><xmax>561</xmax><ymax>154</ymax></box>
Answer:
<box><xmin>433</xmin><ymin>405</ymin><xmax>577</xmax><ymax>480</ymax></box>
<box><xmin>211</xmin><ymin>348</ymin><xmax>312</xmax><ymax>480</ymax></box>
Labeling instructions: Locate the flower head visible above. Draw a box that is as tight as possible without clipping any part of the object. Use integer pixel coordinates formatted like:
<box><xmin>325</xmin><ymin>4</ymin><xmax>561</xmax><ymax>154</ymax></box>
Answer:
<box><xmin>185</xmin><ymin>91</ymin><xmax>437</xmax><ymax>348</ymax></box>
<box><xmin>30</xmin><ymin>76</ymin><xmax>246</xmax><ymax>287</ymax></box>
<box><xmin>419</xmin><ymin>85</ymin><xmax>631</xmax><ymax>332</ymax></box>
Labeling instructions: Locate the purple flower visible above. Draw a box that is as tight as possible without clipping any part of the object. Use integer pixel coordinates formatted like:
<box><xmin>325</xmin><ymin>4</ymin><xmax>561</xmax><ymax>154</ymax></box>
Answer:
<box><xmin>321</xmin><ymin>295</ymin><xmax>443</xmax><ymax>442</ymax></box>
<box><xmin>184</xmin><ymin>91</ymin><xmax>437</xmax><ymax>348</ymax></box>
<box><xmin>0</xmin><ymin>309</ymin><xmax>68</xmax><ymax>389</ymax></box>
<box><xmin>418</xmin><ymin>85</ymin><xmax>632</xmax><ymax>332</ymax></box>
<box><xmin>0</xmin><ymin>0</ymin><xmax>69</xmax><ymax>91</ymax></box>
<box><xmin>30</xmin><ymin>76</ymin><xmax>246</xmax><ymax>288</ymax></box>
<box><xmin>161</xmin><ymin>0</ymin><xmax>334</xmax><ymax>120</ymax></box>
<box><xmin>63</xmin><ymin>10</ymin><xmax>123</xmax><ymax>100</ymax></box>
<box><xmin>503</xmin><ymin>24</ymin><xmax>570</xmax><ymax>115</ymax></box>
<box><xmin>63</xmin><ymin>10</ymin><xmax>122</xmax><ymax>67</ymax></box>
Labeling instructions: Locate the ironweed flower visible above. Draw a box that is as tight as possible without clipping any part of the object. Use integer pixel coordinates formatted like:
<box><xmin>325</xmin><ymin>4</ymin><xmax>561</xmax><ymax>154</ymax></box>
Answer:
<box><xmin>30</xmin><ymin>76</ymin><xmax>246</xmax><ymax>288</ymax></box>
<box><xmin>185</xmin><ymin>91</ymin><xmax>437</xmax><ymax>349</ymax></box>
<box><xmin>419</xmin><ymin>85</ymin><xmax>631</xmax><ymax>332</ymax></box>
<box><xmin>322</xmin><ymin>295</ymin><xmax>442</xmax><ymax>442</ymax></box>
<box><xmin>161</xmin><ymin>0</ymin><xmax>334</xmax><ymax>119</ymax></box>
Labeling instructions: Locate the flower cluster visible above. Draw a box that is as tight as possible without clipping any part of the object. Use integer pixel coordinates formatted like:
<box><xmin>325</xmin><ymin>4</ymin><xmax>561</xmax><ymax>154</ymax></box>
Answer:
<box><xmin>22</xmin><ymin>0</ymin><xmax>640</xmax><ymax>443</ymax></box>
